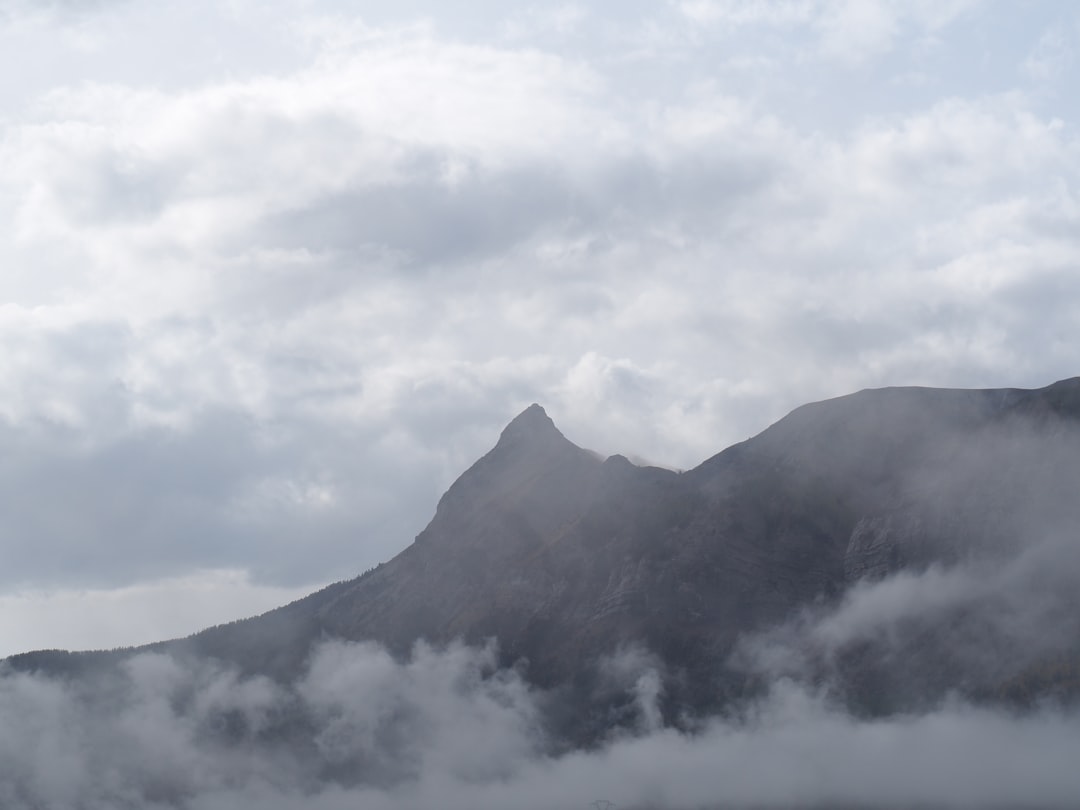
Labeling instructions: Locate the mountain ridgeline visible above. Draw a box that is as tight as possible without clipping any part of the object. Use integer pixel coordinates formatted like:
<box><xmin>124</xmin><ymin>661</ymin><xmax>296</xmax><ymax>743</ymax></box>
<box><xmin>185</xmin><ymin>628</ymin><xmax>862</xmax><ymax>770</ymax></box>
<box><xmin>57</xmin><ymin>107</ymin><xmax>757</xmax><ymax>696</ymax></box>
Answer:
<box><xmin>10</xmin><ymin>380</ymin><xmax>1080</xmax><ymax>741</ymax></box>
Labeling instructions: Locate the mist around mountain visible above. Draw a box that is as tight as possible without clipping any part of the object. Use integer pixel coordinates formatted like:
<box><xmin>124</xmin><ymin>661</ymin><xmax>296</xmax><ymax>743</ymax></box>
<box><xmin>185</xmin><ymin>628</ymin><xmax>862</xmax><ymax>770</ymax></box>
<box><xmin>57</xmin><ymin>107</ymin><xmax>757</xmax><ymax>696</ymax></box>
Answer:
<box><xmin>4</xmin><ymin>380</ymin><xmax>1080</xmax><ymax>809</ymax></box>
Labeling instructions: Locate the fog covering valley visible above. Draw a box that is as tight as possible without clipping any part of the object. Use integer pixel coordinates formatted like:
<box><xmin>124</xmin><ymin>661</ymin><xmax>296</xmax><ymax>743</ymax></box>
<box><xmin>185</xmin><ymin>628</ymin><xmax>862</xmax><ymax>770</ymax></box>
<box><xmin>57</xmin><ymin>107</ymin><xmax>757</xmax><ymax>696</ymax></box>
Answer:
<box><xmin>5</xmin><ymin>380</ymin><xmax>1080</xmax><ymax>809</ymax></box>
<box><xmin>4</xmin><ymin>638</ymin><xmax>1080</xmax><ymax>809</ymax></box>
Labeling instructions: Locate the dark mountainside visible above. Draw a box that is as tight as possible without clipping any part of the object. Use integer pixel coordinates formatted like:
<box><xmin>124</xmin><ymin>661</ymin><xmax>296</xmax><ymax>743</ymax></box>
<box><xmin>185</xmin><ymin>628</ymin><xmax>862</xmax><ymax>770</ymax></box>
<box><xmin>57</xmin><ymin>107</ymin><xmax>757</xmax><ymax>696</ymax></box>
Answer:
<box><xmin>9</xmin><ymin>379</ymin><xmax>1080</xmax><ymax>743</ymax></box>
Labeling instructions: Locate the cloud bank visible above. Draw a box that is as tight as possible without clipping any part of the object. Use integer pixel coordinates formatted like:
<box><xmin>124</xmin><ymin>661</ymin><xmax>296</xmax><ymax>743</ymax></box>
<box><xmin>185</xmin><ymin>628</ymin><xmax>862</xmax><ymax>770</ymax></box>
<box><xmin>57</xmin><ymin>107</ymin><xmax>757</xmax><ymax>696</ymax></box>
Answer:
<box><xmin>4</xmin><ymin>637</ymin><xmax>1080</xmax><ymax>810</ymax></box>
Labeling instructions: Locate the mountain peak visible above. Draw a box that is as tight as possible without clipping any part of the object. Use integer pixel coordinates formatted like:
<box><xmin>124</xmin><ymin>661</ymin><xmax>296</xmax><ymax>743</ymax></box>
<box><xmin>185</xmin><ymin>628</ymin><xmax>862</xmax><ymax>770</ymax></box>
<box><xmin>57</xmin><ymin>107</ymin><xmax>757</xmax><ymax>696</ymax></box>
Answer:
<box><xmin>496</xmin><ymin>403</ymin><xmax>565</xmax><ymax>449</ymax></box>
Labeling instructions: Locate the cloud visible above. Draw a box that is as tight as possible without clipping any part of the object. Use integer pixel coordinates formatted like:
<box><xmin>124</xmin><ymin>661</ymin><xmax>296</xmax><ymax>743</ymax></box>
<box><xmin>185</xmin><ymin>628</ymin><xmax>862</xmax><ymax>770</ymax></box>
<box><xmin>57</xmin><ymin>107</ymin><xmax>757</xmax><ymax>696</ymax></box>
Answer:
<box><xmin>0</xmin><ymin>571</ymin><xmax>309</xmax><ymax>658</ymax></box>
<box><xmin>4</xmin><ymin>639</ymin><xmax>1080</xmax><ymax>809</ymax></box>
<box><xmin>675</xmin><ymin>0</ymin><xmax>816</xmax><ymax>27</ymax></box>
<box><xmin>1023</xmin><ymin>22</ymin><xmax>1076</xmax><ymax>82</ymax></box>
<box><xmin>675</xmin><ymin>0</ymin><xmax>982</xmax><ymax>63</ymax></box>
<box><xmin>736</xmin><ymin>550</ymin><xmax>1080</xmax><ymax>702</ymax></box>
<box><xmin>1</xmin><ymin>1</ymin><xmax>1079</xmax><ymax>653</ymax></box>
<box><xmin>732</xmin><ymin>415</ymin><xmax>1080</xmax><ymax>712</ymax></box>
<box><xmin>0</xmin><ymin>640</ymin><xmax>549</xmax><ymax>808</ymax></box>
<box><xmin>0</xmin><ymin>0</ymin><xmax>130</xmax><ymax>22</ymax></box>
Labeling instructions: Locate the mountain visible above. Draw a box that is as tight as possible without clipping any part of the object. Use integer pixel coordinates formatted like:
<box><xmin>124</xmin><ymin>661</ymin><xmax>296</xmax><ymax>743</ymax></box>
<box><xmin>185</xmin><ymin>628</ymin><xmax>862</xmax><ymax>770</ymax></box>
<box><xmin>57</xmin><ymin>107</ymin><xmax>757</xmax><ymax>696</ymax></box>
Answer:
<box><xmin>9</xmin><ymin>379</ymin><xmax>1080</xmax><ymax>741</ymax></box>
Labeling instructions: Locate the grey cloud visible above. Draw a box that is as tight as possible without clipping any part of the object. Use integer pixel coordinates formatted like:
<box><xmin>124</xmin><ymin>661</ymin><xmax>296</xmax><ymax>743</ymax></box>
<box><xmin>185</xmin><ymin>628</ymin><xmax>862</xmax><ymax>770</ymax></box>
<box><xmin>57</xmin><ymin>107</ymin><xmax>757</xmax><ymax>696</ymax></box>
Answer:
<box><xmin>56</xmin><ymin>148</ymin><xmax>176</xmax><ymax>227</ymax></box>
<box><xmin>0</xmin><ymin>640</ymin><xmax>550</xmax><ymax>808</ymax></box>
<box><xmin>0</xmin><ymin>409</ymin><xmax>275</xmax><ymax>587</ymax></box>
<box><xmin>0</xmin><ymin>404</ymin><xmax>444</xmax><ymax>590</ymax></box>
<box><xmin>737</xmin><ymin>547</ymin><xmax>1080</xmax><ymax>702</ymax></box>
<box><xmin>253</xmin><ymin>150</ymin><xmax>777</xmax><ymax>272</ymax></box>
<box><xmin>731</xmin><ymin>418</ymin><xmax>1080</xmax><ymax>714</ymax></box>
<box><xmin>4</xmin><ymin>640</ymin><xmax>1080</xmax><ymax>809</ymax></box>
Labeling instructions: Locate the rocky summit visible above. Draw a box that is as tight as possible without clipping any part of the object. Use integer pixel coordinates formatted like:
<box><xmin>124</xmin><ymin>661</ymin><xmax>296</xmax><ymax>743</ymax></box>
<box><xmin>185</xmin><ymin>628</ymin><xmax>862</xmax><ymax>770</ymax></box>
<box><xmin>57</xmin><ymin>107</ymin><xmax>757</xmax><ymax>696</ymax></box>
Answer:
<box><xmin>10</xmin><ymin>379</ymin><xmax>1080</xmax><ymax>742</ymax></box>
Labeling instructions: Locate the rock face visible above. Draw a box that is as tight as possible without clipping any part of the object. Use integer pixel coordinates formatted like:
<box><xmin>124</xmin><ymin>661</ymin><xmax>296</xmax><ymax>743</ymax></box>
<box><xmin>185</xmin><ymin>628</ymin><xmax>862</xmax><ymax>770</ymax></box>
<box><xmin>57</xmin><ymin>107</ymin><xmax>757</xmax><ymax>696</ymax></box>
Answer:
<box><xmin>10</xmin><ymin>379</ymin><xmax>1080</xmax><ymax>737</ymax></box>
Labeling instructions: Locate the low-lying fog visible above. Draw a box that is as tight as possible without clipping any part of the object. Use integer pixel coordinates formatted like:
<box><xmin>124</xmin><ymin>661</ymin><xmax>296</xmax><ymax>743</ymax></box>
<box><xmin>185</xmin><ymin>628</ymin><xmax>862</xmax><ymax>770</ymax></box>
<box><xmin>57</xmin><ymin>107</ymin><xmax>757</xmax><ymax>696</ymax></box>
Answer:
<box><xmin>5</xmin><ymin>539</ymin><xmax>1080</xmax><ymax>810</ymax></box>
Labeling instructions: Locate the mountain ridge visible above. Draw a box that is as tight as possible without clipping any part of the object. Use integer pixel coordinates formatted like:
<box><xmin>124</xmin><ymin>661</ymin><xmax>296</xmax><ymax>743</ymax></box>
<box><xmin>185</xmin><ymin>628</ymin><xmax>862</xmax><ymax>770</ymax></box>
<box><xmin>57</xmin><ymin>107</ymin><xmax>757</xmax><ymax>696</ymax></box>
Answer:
<box><xmin>8</xmin><ymin>378</ymin><xmax>1080</xmax><ymax>740</ymax></box>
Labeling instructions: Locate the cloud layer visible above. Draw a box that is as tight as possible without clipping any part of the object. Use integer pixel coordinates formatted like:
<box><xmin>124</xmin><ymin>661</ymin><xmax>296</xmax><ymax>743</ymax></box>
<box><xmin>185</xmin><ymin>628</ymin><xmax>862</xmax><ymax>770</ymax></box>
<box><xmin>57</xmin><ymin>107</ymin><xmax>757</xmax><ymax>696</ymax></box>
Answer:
<box><xmin>4</xmin><ymin>638</ymin><xmax>1080</xmax><ymax>810</ymax></box>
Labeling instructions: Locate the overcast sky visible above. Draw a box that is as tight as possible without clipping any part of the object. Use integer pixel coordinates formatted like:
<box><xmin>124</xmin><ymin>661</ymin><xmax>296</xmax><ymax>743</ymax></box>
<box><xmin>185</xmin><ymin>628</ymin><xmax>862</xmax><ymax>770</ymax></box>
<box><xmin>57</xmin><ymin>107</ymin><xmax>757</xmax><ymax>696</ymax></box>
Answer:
<box><xmin>0</xmin><ymin>0</ymin><xmax>1077</xmax><ymax>657</ymax></box>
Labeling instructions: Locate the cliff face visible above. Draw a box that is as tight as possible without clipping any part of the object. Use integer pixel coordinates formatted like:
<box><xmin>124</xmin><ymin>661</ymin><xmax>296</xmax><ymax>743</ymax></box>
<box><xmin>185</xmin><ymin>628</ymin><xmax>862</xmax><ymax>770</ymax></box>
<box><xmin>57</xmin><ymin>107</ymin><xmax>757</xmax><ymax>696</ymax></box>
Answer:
<box><xmin>10</xmin><ymin>379</ymin><xmax>1080</xmax><ymax>735</ymax></box>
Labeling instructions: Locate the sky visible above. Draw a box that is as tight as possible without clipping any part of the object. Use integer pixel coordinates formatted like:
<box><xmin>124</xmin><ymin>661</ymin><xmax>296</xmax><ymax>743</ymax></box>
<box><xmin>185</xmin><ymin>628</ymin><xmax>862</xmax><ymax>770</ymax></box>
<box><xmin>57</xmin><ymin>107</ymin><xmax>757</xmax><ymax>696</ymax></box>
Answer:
<box><xmin>0</xmin><ymin>0</ymin><xmax>1078</xmax><ymax>657</ymax></box>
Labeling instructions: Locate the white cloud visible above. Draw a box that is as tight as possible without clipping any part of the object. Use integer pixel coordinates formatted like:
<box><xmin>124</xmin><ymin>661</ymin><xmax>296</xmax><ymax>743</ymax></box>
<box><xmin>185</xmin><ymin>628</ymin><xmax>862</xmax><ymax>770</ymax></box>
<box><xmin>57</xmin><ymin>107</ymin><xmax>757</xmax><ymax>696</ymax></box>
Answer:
<box><xmin>1023</xmin><ymin>23</ymin><xmax>1076</xmax><ymax>82</ymax></box>
<box><xmin>815</xmin><ymin>0</ymin><xmax>899</xmax><ymax>63</ymax></box>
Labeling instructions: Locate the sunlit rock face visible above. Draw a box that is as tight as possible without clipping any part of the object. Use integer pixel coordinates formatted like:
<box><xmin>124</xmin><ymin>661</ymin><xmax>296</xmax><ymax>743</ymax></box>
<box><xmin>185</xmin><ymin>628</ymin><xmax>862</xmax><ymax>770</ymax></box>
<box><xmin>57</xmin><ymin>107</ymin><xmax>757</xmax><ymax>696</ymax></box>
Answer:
<box><xmin>9</xmin><ymin>379</ymin><xmax>1080</xmax><ymax>739</ymax></box>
